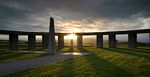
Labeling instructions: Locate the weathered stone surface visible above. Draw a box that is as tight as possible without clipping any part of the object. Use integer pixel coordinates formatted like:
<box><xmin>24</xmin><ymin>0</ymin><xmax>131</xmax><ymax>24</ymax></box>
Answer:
<box><xmin>58</xmin><ymin>34</ymin><xmax>64</xmax><ymax>48</ymax></box>
<box><xmin>48</xmin><ymin>17</ymin><xmax>56</xmax><ymax>53</ymax></box>
<box><xmin>97</xmin><ymin>34</ymin><xmax>103</xmax><ymax>48</ymax></box>
<box><xmin>109</xmin><ymin>33</ymin><xmax>116</xmax><ymax>48</ymax></box>
<box><xmin>42</xmin><ymin>34</ymin><xmax>49</xmax><ymax>48</ymax></box>
<box><xmin>77</xmin><ymin>35</ymin><xmax>82</xmax><ymax>48</ymax></box>
<box><xmin>9</xmin><ymin>34</ymin><xmax>18</xmax><ymax>50</ymax></box>
<box><xmin>28</xmin><ymin>34</ymin><xmax>36</xmax><ymax>49</ymax></box>
<box><xmin>128</xmin><ymin>33</ymin><xmax>137</xmax><ymax>48</ymax></box>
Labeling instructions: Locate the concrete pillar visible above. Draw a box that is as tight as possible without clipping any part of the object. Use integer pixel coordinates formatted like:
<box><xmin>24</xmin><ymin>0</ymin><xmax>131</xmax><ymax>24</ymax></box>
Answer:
<box><xmin>9</xmin><ymin>34</ymin><xmax>18</xmax><ymax>50</ymax></box>
<box><xmin>109</xmin><ymin>33</ymin><xmax>116</xmax><ymax>48</ymax></box>
<box><xmin>42</xmin><ymin>34</ymin><xmax>49</xmax><ymax>48</ymax></box>
<box><xmin>77</xmin><ymin>35</ymin><xmax>82</xmax><ymax>48</ymax></box>
<box><xmin>97</xmin><ymin>34</ymin><xmax>103</xmax><ymax>48</ymax></box>
<box><xmin>149</xmin><ymin>33</ymin><xmax>150</xmax><ymax>47</ymax></box>
<box><xmin>28</xmin><ymin>34</ymin><xmax>36</xmax><ymax>49</ymax></box>
<box><xmin>128</xmin><ymin>33</ymin><xmax>137</xmax><ymax>48</ymax></box>
<box><xmin>58</xmin><ymin>34</ymin><xmax>64</xmax><ymax>48</ymax></box>
<box><xmin>48</xmin><ymin>17</ymin><xmax>55</xmax><ymax>53</ymax></box>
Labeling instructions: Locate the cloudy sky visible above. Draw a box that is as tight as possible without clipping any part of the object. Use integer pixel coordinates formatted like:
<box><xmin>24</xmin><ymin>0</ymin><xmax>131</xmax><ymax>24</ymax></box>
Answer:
<box><xmin>0</xmin><ymin>0</ymin><xmax>150</xmax><ymax>33</ymax></box>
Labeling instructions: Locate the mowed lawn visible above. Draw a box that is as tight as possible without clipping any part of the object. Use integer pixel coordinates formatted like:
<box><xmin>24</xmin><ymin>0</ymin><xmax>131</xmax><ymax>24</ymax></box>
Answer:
<box><xmin>2</xmin><ymin>47</ymin><xmax>150</xmax><ymax>77</ymax></box>
<box><xmin>0</xmin><ymin>52</ymin><xmax>48</xmax><ymax>63</ymax></box>
<box><xmin>0</xmin><ymin>43</ymin><xmax>49</xmax><ymax>63</ymax></box>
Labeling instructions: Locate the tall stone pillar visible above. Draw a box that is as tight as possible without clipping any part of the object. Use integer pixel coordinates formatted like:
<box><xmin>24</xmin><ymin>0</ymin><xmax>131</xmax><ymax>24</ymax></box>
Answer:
<box><xmin>97</xmin><ymin>34</ymin><xmax>103</xmax><ymax>48</ymax></box>
<box><xmin>48</xmin><ymin>17</ymin><xmax>55</xmax><ymax>53</ymax></box>
<box><xmin>58</xmin><ymin>34</ymin><xmax>64</xmax><ymax>48</ymax></box>
<box><xmin>9</xmin><ymin>33</ymin><xmax>18</xmax><ymax>50</ymax></box>
<box><xmin>128</xmin><ymin>33</ymin><xmax>137</xmax><ymax>48</ymax></box>
<box><xmin>28</xmin><ymin>34</ymin><xmax>36</xmax><ymax>49</ymax></box>
<box><xmin>42</xmin><ymin>34</ymin><xmax>49</xmax><ymax>48</ymax></box>
<box><xmin>77</xmin><ymin>35</ymin><xmax>82</xmax><ymax>48</ymax></box>
<box><xmin>109</xmin><ymin>33</ymin><xmax>116</xmax><ymax>48</ymax></box>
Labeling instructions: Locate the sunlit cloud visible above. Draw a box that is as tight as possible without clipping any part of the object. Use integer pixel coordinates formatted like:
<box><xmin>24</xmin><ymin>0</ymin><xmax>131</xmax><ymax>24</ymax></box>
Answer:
<box><xmin>54</xmin><ymin>16</ymin><xmax>150</xmax><ymax>33</ymax></box>
<box><xmin>0</xmin><ymin>0</ymin><xmax>150</xmax><ymax>33</ymax></box>
<box><xmin>0</xmin><ymin>0</ymin><xmax>150</xmax><ymax>42</ymax></box>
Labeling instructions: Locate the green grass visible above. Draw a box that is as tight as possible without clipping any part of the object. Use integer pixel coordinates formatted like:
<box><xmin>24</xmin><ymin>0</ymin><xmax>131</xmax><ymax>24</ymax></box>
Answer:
<box><xmin>0</xmin><ymin>52</ymin><xmax>48</xmax><ymax>63</ymax></box>
<box><xmin>0</xmin><ymin>41</ymin><xmax>49</xmax><ymax>63</ymax></box>
<box><xmin>2</xmin><ymin>47</ymin><xmax>150</xmax><ymax>77</ymax></box>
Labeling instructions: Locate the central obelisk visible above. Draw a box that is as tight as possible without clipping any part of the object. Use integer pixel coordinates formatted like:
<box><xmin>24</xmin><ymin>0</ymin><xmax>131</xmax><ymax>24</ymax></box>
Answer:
<box><xmin>48</xmin><ymin>17</ymin><xmax>55</xmax><ymax>54</ymax></box>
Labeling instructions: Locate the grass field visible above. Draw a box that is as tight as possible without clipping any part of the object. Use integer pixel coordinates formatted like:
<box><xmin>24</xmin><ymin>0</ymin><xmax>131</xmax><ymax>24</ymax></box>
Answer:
<box><xmin>0</xmin><ymin>40</ymin><xmax>49</xmax><ymax>63</ymax></box>
<box><xmin>0</xmin><ymin>52</ymin><xmax>48</xmax><ymax>63</ymax></box>
<box><xmin>1</xmin><ymin>47</ymin><xmax>150</xmax><ymax>77</ymax></box>
<box><xmin>0</xmin><ymin>40</ymin><xmax>150</xmax><ymax>77</ymax></box>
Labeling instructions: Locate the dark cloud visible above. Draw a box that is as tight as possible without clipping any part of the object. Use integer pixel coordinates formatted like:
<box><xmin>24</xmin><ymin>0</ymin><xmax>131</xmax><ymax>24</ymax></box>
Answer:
<box><xmin>0</xmin><ymin>0</ymin><xmax>150</xmax><ymax>32</ymax></box>
<box><xmin>1</xmin><ymin>0</ymin><xmax>150</xmax><ymax>19</ymax></box>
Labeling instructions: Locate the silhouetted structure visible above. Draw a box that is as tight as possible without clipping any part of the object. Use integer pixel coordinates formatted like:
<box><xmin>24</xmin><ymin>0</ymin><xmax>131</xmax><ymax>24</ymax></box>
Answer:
<box><xmin>70</xmin><ymin>39</ymin><xmax>73</xmax><ymax>48</ymax></box>
<box><xmin>96</xmin><ymin>34</ymin><xmax>103</xmax><ymax>48</ymax></box>
<box><xmin>77</xmin><ymin>35</ymin><xmax>82</xmax><ymax>48</ymax></box>
<box><xmin>42</xmin><ymin>34</ymin><xmax>49</xmax><ymax>48</ymax></box>
<box><xmin>28</xmin><ymin>34</ymin><xmax>36</xmax><ymax>49</ymax></box>
<box><xmin>58</xmin><ymin>34</ymin><xmax>64</xmax><ymax>48</ymax></box>
<box><xmin>0</xmin><ymin>18</ymin><xmax>150</xmax><ymax>51</ymax></box>
<box><xmin>9</xmin><ymin>33</ymin><xmax>18</xmax><ymax>50</ymax></box>
<box><xmin>48</xmin><ymin>17</ymin><xmax>55</xmax><ymax>53</ymax></box>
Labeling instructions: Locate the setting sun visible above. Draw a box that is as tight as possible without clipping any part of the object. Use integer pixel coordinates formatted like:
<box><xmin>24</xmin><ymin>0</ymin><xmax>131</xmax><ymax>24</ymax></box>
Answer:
<box><xmin>64</xmin><ymin>33</ymin><xmax>77</xmax><ymax>39</ymax></box>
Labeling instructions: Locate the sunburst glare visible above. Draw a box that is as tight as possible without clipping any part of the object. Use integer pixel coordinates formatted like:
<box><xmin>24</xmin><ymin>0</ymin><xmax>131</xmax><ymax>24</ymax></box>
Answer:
<box><xmin>64</xmin><ymin>33</ymin><xmax>77</xmax><ymax>39</ymax></box>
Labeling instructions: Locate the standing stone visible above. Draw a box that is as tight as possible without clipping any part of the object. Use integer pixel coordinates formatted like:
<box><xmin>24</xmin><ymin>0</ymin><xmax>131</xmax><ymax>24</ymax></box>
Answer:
<box><xmin>28</xmin><ymin>34</ymin><xmax>36</xmax><ymax>49</ymax></box>
<box><xmin>9</xmin><ymin>33</ymin><xmax>18</xmax><ymax>50</ymax></box>
<box><xmin>109</xmin><ymin>33</ymin><xmax>116</xmax><ymax>48</ymax></box>
<box><xmin>48</xmin><ymin>17</ymin><xmax>55</xmax><ymax>53</ymax></box>
<box><xmin>77</xmin><ymin>35</ymin><xmax>83</xmax><ymax>48</ymax></box>
<box><xmin>128</xmin><ymin>32</ymin><xmax>137</xmax><ymax>48</ymax></box>
<box><xmin>58</xmin><ymin>34</ymin><xmax>64</xmax><ymax>48</ymax></box>
<box><xmin>70</xmin><ymin>39</ymin><xmax>73</xmax><ymax>48</ymax></box>
<box><xmin>97</xmin><ymin>34</ymin><xmax>103</xmax><ymax>48</ymax></box>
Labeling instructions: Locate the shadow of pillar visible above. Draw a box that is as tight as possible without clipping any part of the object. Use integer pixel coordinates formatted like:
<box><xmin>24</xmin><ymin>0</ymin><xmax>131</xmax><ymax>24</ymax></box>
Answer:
<box><xmin>81</xmin><ymin>48</ymin><xmax>134</xmax><ymax>77</ymax></box>
<box><xmin>56</xmin><ymin>48</ymin><xmax>64</xmax><ymax>52</ymax></box>
<box><xmin>56</xmin><ymin>57</ymin><xmax>75</xmax><ymax>77</ymax></box>
<box><xmin>69</xmin><ymin>47</ymin><xmax>74</xmax><ymax>52</ymax></box>
<box><xmin>103</xmin><ymin>48</ymin><xmax>150</xmax><ymax>59</ymax></box>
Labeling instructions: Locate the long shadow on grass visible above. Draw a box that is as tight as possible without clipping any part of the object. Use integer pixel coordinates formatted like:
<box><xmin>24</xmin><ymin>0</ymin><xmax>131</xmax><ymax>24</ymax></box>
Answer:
<box><xmin>79</xmin><ymin>48</ymin><xmax>134</xmax><ymax>77</ymax></box>
<box><xmin>57</xmin><ymin>47</ymin><xmax>75</xmax><ymax>77</ymax></box>
<box><xmin>56</xmin><ymin>48</ymin><xmax>63</xmax><ymax>52</ymax></box>
<box><xmin>0</xmin><ymin>52</ymin><xmax>48</xmax><ymax>63</ymax></box>
<box><xmin>69</xmin><ymin>47</ymin><xmax>74</xmax><ymax>52</ymax></box>
<box><xmin>103</xmin><ymin>48</ymin><xmax>150</xmax><ymax>59</ymax></box>
<box><xmin>117</xmin><ymin>48</ymin><xmax>150</xmax><ymax>54</ymax></box>
<box><xmin>138</xmin><ymin>47</ymin><xmax>150</xmax><ymax>50</ymax></box>
<box><xmin>57</xmin><ymin>47</ymin><xmax>70</xmax><ymax>53</ymax></box>
<box><xmin>57</xmin><ymin>59</ymin><xmax>75</xmax><ymax>77</ymax></box>
<box><xmin>0</xmin><ymin>52</ymin><xmax>13</xmax><ymax>55</ymax></box>
<box><xmin>0</xmin><ymin>53</ymin><xmax>29</xmax><ymax>62</ymax></box>
<box><xmin>57</xmin><ymin>47</ymin><xmax>80</xmax><ymax>52</ymax></box>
